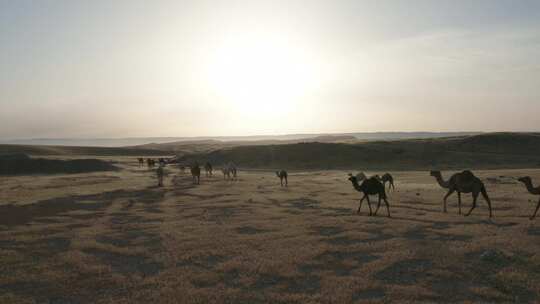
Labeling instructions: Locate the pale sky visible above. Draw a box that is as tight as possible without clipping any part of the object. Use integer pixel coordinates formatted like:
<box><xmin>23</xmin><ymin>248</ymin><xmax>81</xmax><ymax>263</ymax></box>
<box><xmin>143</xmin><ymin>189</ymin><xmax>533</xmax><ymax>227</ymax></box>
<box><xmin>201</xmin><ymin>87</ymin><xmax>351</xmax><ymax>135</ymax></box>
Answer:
<box><xmin>1</xmin><ymin>0</ymin><xmax>540</xmax><ymax>139</ymax></box>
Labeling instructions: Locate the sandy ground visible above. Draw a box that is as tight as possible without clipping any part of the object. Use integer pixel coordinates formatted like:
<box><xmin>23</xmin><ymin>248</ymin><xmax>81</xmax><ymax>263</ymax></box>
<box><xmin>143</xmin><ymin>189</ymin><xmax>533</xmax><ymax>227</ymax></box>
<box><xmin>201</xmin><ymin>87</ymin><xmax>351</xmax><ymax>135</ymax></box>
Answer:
<box><xmin>1</xmin><ymin>158</ymin><xmax>540</xmax><ymax>303</ymax></box>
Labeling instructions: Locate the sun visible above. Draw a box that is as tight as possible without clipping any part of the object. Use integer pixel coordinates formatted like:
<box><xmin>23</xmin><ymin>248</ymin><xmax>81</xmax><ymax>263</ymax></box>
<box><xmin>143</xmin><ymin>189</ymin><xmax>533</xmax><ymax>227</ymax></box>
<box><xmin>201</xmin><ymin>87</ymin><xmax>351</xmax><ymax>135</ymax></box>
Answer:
<box><xmin>203</xmin><ymin>34</ymin><xmax>317</xmax><ymax>118</ymax></box>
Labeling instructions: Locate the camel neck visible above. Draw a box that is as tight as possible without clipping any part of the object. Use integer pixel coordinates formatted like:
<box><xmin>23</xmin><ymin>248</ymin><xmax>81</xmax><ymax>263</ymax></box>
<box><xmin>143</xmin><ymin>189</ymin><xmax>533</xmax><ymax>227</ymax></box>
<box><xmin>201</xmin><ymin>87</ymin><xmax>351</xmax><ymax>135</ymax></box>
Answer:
<box><xmin>433</xmin><ymin>173</ymin><xmax>449</xmax><ymax>188</ymax></box>
<box><xmin>351</xmin><ymin>180</ymin><xmax>363</xmax><ymax>192</ymax></box>
<box><xmin>523</xmin><ymin>180</ymin><xmax>540</xmax><ymax>195</ymax></box>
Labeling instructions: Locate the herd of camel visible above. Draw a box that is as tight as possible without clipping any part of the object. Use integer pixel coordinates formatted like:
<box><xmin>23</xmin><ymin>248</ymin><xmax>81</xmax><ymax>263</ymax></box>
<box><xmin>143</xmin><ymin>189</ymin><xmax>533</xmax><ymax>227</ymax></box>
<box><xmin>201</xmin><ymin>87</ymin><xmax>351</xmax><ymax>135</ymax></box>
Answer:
<box><xmin>137</xmin><ymin>158</ymin><xmax>540</xmax><ymax>221</ymax></box>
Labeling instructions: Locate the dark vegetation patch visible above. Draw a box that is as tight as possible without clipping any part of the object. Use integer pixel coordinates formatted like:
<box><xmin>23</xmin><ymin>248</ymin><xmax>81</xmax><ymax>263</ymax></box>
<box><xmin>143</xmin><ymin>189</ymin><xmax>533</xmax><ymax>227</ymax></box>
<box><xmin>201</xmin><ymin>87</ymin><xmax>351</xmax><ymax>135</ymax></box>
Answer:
<box><xmin>299</xmin><ymin>250</ymin><xmax>379</xmax><ymax>276</ymax></box>
<box><xmin>235</xmin><ymin>226</ymin><xmax>269</xmax><ymax>235</ymax></box>
<box><xmin>82</xmin><ymin>248</ymin><xmax>163</xmax><ymax>276</ymax></box>
<box><xmin>403</xmin><ymin>226</ymin><xmax>472</xmax><ymax>242</ymax></box>
<box><xmin>176</xmin><ymin>254</ymin><xmax>228</xmax><ymax>270</ymax></box>
<box><xmin>0</xmin><ymin>281</ymin><xmax>53</xmax><ymax>300</ymax></box>
<box><xmin>0</xmin><ymin>154</ymin><xmax>118</xmax><ymax>175</ymax></box>
<box><xmin>449</xmin><ymin>250</ymin><xmax>538</xmax><ymax>302</ymax></box>
<box><xmin>352</xmin><ymin>288</ymin><xmax>385</xmax><ymax>301</ymax></box>
<box><xmin>0</xmin><ymin>188</ymin><xmax>159</xmax><ymax>227</ymax></box>
<box><xmin>325</xmin><ymin>228</ymin><xmax>393</xmax><ymax>245</ymax></box>
<box><xmin>285</xmin><ymin>198</ymin><xmax>321</xmax><ymax>210</ymax></box>
<box><xmin>527</xmin><ymin>227</ymin><xmax>540</xmax><ymax>236</ymax></box>
<box><xmin>204</xmin><ymin>206</ymin><xmax>253</xmax><ymax>222</ymax></box>
<box><xmin>311</xmin><ymin>226</ymin><xmax>344</xmax><ymax>236</ymax></box>
<box><xmin>374</xmin><ymin>259</ymin><xmax>433</xmax><ymax>285</ymax></box>
<box><xmin>251</xmin><ymin>273</ymin><xmax>321</xmax><ymax>294</ymax></box>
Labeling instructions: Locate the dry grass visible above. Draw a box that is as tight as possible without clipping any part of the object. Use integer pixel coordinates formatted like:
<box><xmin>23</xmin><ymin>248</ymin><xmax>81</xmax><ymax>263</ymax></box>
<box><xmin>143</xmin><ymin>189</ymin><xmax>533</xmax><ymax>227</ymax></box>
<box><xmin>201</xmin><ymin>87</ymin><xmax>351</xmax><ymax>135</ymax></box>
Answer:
<box><xmin>1</xmin><ymin>158</ymin><xmax>540</xmax><ymax>303</ymax></box>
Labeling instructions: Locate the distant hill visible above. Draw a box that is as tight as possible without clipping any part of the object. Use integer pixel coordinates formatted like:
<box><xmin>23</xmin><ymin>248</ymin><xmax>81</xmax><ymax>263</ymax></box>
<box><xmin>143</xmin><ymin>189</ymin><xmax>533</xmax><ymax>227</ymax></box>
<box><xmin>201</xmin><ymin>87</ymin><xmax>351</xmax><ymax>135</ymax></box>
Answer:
<box><xmin>0</xmin><ymin>154</ymin><xmax>119</xmax><ymax>175</ymax></box>
<box><xmin>0</xmin><ymin>144</ymin><xmax>168</xmax><ymax>156</ymax></box>
<box><xmin>132</xmin><ymin>135</ymin><xmax>358</xmax><ymax>154</ymax></box>
<box><xmin>179</xmin><ymin>132</ymin><xmax>540</xmax><ymax>170</ymax></box>
<box><xmin>0</xmin><ymin>132</ymin><xmax>480</xmax><ymax>147</ymax></box>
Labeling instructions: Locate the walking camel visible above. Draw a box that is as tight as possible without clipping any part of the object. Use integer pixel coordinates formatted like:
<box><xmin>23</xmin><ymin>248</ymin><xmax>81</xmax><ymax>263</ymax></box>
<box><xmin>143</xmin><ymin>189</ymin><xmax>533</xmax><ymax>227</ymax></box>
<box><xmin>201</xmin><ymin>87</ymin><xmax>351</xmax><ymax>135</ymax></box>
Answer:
<box><xmin>430</xmin><ymin>170</ymin><xmax>493</xmax><ymax>218</ymax></box>
<box><xmin>156</xmin><ymin>165</ymin><xmax>164</xmax><ymax>187</ymax></box>
<box><xmin>191</xmin><ymin>163</ymin><xmax>201</xmax><ymax>185</ymax></box>
<box><xmin>137</xmin><ymin>158</ymin><xmax>144</xmax><ymax>167</ymax></box>
<box><xmin>348</xmin><ymin>174</ymin><xmax>391</xmax><ymax>217</ymax></box>
<box><xmin>204</xmin><ymin>162</ymin><xmax>213</xmax><ymax>177</ymax></box>
<box><xmin>276</xmin><ymin>170</ymin><xmax>288</xmax><ymax>187</ymax></box>
<box><xmin>221</xmin><ymin>167</ymin><xmax>231</xmax><ymax>180</ymax></box>
<box><xmin>517</xmin><ymin>176</ymin><xmax>540</xmax><ymax>220</ymax></box>
<box><xmin>222</xmin><ymin>162</ymin><xmax>237</xmax><ymax>180</ymax></box>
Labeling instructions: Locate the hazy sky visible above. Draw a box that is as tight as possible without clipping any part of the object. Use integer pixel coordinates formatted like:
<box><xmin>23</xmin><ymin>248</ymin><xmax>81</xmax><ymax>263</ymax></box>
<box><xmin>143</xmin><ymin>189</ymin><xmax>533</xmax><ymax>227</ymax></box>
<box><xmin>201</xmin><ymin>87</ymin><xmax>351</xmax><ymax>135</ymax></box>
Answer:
<box><xmin>1</xmin><ymin>0</ymin><xmax>540</xmax><ymax>139</ymax></box>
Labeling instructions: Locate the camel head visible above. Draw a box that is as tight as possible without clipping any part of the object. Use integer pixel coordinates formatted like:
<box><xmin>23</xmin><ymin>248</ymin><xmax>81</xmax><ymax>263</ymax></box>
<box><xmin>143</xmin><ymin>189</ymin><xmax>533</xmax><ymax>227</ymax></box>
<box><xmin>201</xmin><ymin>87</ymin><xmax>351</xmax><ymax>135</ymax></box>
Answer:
<box><xmin>347</xmin><ymin>173</ymin><xmax>357</xmax><ymax>184</ymax></box>
<box><xmin>429</xmin><ymin>170</ymin><xmax>441</xmax><ymax>177</ymax></box>
<box><xmin>518</xmin><ymin>176</ymin><xmax>531</xmax><ymax>184</ymax></box>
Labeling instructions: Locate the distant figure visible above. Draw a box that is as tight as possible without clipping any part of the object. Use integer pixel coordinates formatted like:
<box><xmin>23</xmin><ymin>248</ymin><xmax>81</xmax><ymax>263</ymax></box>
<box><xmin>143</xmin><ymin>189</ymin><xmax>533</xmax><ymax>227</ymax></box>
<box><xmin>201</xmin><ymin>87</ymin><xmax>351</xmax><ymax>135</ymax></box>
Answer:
<box><xmin>191</xmin><ymin>162</ymin><xmax>201</xmax><ymax>184</ymax></box>
<box><xmin>156</xmin><ymin>165</ymin><xmax>165</xmax><ymax>187</ymax></box>
<box><xmin>222</xmin><ymin>162</ymin><xmax>237</xmax><ymax>180</ymax></box>
<box><xmin>204</xmin><ymin>162</ymin><xmax>213</xmax><ymax>177</ymax></box>
<box><xmin>147</xmin><ymin>158</ymin><xmax>156</xmax><ymax>168</ymax></box>
<box><xmin>159</xmin><ymin>158</ymin><xmax>166</xmax><ymax>166</ymax></box>
<box><xmin>430</xmin><ymin>170</ymin><xmax>492</xmax><ymax>218</ymax></box>
<box><xmin>222</xmin><ymin>167</ymin><xmax>231</xmax><ymax>180</ymax></box>
<box><xmin>228</xmin><ymin>162</ymin><xmax>238</xmax><ymax>180</ymax></box>
<box><xmin>137</xmin><ymin>158</ymin><xmax>144</xmax><ymax>167</ymax></box>
<box><xmin>276</xmin><ymin>170</ymin><xmax>288</xmax><ymax>187</ymax></box>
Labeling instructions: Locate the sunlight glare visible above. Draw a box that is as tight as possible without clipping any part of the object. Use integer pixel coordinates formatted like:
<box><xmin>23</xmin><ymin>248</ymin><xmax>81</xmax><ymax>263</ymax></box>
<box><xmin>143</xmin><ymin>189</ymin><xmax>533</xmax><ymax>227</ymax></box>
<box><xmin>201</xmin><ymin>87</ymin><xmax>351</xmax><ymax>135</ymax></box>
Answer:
<box><xmin>204</xmin><ymin>34</ymin><xmax>318</xmax><ymax>118</ymax></box>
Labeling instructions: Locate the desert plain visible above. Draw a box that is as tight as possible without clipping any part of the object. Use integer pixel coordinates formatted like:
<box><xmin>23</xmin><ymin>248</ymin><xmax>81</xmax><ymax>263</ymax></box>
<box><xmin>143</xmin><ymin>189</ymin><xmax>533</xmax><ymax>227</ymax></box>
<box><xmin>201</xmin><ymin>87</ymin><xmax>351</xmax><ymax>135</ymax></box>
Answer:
<box><xmin>1</xmin><ymin>157</ymin><xmax>540</xmax><ymax>303</ymax></box>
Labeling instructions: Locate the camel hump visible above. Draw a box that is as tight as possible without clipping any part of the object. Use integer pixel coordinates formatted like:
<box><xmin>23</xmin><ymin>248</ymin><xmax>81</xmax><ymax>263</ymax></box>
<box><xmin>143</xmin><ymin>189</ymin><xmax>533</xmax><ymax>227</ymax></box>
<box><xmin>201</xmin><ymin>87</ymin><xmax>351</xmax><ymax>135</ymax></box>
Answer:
<box><xmin>460</xmin><ymin>170</ymin><xmax>475</xmax><ymax>180</ymax></box>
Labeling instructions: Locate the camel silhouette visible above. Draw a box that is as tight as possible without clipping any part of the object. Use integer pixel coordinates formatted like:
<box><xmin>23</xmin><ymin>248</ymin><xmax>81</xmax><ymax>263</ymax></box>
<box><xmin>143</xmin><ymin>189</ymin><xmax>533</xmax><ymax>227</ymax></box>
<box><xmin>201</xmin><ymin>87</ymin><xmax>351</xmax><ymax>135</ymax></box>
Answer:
<box><xmin>348</xmin><ymin>174</ymin><xmax>390</xmax><ymax>217</ymax></box>
<box><xmin>430</xmin><ymin>170</ymin><xmax>493</xmax><ymax>218</ymax></box>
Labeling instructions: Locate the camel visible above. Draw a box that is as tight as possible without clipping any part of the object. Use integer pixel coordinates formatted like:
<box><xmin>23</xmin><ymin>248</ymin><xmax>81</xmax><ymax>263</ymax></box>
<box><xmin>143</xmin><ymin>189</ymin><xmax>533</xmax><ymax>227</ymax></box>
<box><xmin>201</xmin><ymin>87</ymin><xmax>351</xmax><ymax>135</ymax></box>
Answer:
<box><xmin>222</xmin><ymin>162</ymin><xmax>237</xmax><ymax>180</ymax></box>
<box><xmin>276</xmin><ymin>170</ymin><xmax>288</xmax><ymax>187</ymax></box>
<box><xmin>156</xmin><ymin>165</ymin><xmax>164</xmax><ymax>187</ymax></box>
<box><xmin>146</xmin><ymin>158</ymin><xmax>156</xmax><ymax>168</ymax></box>
<box><xmin>191</xmin><ymin>163</ymin><xmax>201</xmax><ymax>184</ymax></box>
<box><xmin>221</xmin><ymin>167</ymin><xmax>231</xmax><ymax>180</ymax></box>
<box><xmin>204</xmin><ymin>162</ymin><xmax>213</xmax><ymax>177</ymax></box>
<box><xmin>348</xmin><ymin>174</ymin><xmax>391</xmax><ymax>217</ymax></box>
<box><xmin>137</xmin><ymin>158</ymin><xmax>144</xmax><ymax>167</ymax></box>
<box><xmin>517</xmin><ymin>176</ymin><xmax>540</xmax><ymax>220</ymax></box>
<box><xmin>374</xmin><ymin>173</ymin><xmax>395</xmax><ymax>191</ymax></box>
<box><xmin>430</xmin><ymin>170</ymin><xmax>493</xmax><ymax>218</ymax></box>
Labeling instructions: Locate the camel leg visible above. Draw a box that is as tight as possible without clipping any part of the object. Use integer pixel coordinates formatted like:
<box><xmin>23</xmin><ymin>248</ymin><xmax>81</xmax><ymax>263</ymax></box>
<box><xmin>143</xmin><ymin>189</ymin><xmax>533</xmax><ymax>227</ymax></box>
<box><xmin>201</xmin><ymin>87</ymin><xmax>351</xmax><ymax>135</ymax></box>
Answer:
<box><xmin>285</xmin><ymin>177</ymin><xmax>288</xmax><ymax>187</ymax></box>
<box><xmin>357</xmin><ymin>196</ymin><xmax>364</xmax><ymax>214</ymax></box>
<box><xmin>481</xmin><ymin>186</ymin><xmax>493</xmax><ymax>218</ymax></box>
<box><xmin>366</xmin><ymin>195</ymin><xmax>373</xmax><ymax>216</ymax></box>
<box><xmin>531</xmin><ymin>198</ymin><xmax>540</xmax><ymax>220</ymax></box>
<box><xmin>457</xmin><ymin>192</ymin><xmax>462</xmax><ymax>215</ymax></box>
<box><xmin>443</xmin><ymin>189</ymin><xmax>455</xmax><ymax>213</ymax></box>
<box><xmin>465</xmin><ymin>192</ymin><xmax>478</xmax><ymax>216</ymax></box>
<box><xmin>374</xmin><ymin>195</ymin><xmax>382</xmax><ymax>216</ymax></box>
<box><xmin>384</xmin><ymin>198</ymin><xmax>391</xmax><ymax>217</ymax></box>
